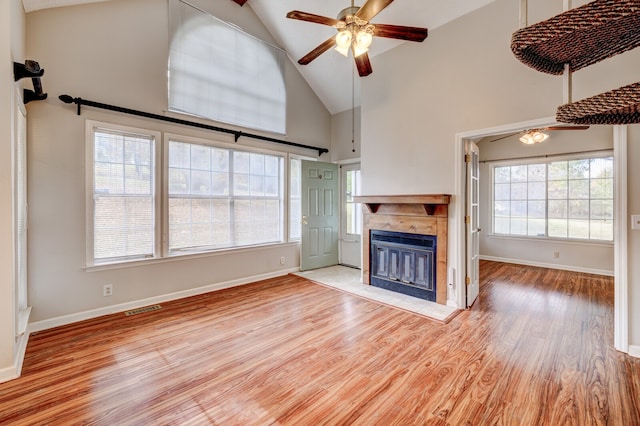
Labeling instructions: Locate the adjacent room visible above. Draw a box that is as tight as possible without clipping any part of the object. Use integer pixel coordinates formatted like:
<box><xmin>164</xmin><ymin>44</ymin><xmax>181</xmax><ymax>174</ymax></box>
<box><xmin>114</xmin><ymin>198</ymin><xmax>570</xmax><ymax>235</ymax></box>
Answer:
<box><xmin>1</xmin><ymin>0</ymin><xmax>639</xmax><ymax>423</ymax></box>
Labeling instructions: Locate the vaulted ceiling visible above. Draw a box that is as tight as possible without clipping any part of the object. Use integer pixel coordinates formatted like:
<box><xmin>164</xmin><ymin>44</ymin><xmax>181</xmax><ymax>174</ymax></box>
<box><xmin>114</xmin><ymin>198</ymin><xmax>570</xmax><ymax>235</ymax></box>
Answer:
<box><xmin>22</xmin><ymin>0</ymin><xmax>496</xmax><ymax>114</ymax></box>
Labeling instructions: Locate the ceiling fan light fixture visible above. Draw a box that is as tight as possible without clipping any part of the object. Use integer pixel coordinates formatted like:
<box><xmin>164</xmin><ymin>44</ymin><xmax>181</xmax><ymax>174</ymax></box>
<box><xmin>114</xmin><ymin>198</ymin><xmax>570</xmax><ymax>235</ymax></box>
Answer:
<box><xmin>519</xmin><ymin>130</ymin><xmax>549</xmax><ymax>144</ymax></box>
<box><xmin>335</xmin><ymin>29</ymin><xmax>353</xmax><ymax>56</ymax></box>
<box><xmin>353</xmin><ymin>26</ymin><xmax>373</xmax><ymax>56</ymax></box>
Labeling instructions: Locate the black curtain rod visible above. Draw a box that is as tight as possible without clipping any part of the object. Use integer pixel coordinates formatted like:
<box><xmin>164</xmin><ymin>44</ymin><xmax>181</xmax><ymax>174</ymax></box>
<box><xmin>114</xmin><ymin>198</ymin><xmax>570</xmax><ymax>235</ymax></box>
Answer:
<box><xmin>58</xmin><ymin>94</ymin><xmax>328</xmax><ymax>156</ymax></box>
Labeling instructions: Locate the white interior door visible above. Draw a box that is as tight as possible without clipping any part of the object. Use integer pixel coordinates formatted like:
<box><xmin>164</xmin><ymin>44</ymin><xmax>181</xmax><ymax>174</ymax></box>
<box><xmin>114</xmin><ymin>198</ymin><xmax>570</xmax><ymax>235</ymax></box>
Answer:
<box><xmin>466</xmin><ymin>140</ymin><xmax>480</xmax><ymax>307</ymax></box>
<box><xmin>340</xmin><ymin>163</ymin><xmax>361</xmax><ymax>268</ymax></box>
<box><xmin>300</xmin><ymin>160</ymin><xmax>339</xmax><ymax>271</ymax></box>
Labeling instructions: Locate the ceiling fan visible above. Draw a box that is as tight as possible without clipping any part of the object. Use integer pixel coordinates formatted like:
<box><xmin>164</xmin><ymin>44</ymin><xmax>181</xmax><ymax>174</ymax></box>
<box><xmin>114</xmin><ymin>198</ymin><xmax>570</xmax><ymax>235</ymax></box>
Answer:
<box><xmin>286</xmin><ymin>0</ymin><xmax>428</xmax><ymax>77</ymax></box>
<box><xmin>488</xmin><ymin>126</ymin><xmax>590</xmax><ymax>144</ymax></box>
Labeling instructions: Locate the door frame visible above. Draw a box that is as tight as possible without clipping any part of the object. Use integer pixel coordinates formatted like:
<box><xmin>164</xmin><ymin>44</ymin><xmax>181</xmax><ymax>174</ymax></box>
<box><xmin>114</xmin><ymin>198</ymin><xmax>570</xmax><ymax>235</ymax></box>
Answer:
<box><xmin>454</xmin><ymin>116</ymin><xmax>629</xmax><ymax>353</ymax></box>
<box><xmin>338</xmin><ymin>159</ymin><xmax>361</xmax><ymax>268</ymax></box>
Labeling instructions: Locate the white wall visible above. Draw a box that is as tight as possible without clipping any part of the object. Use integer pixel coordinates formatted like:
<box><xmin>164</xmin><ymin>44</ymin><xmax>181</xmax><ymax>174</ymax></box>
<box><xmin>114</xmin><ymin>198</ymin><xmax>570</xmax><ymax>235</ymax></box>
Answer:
<box><xmin>477</xmin><ymin>126</ymin><xmax>614</xmax><ymax>275</ymax></box>
<box><xmin>360</xmin><ymin>0</ymin><xmax>640</xmax><ymax>349</ymax></box>
<box><xmin>24</xmin><ymin>0</ymin><xmax>331</xmax><ymax>325</ymax></box>
<box><xmin>0</xmin><ymin>0</ymin><xmax>25</xmax><ymax>382</ymax></box>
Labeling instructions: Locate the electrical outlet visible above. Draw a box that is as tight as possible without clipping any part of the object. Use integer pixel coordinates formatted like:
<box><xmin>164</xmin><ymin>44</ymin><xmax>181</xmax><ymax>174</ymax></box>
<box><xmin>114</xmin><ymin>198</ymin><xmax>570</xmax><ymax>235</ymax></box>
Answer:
<box><xmin>103</xmin><ymin>284</ymin><xmax>113</xmax><ymax>297</ymax></box>
<box><xmin>553</xmin><ymin>251</ymin><xmax>560</xmax><ymax>259</ymax></box>
<box><xmin>280</xmin><ymin>256</ymin><xmax>286</xmax><ymax>265</ymax></box>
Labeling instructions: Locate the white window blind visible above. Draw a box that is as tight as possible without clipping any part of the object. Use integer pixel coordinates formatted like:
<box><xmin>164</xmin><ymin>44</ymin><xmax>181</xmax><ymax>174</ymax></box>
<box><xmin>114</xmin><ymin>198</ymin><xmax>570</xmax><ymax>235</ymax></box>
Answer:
<box><xmin>92</xmin><ymin>129</ymin><xmax>156</xmax><ymax>262</ymax></box>
<box><xmin>168</xmin><ymin>139</ymin><xmax>284</xmax><ymax>252</ymax></box>
<box><xmin>169</xmin><ymin>0</ymin><xmax>286</xmax><ymax>135</ymax></box>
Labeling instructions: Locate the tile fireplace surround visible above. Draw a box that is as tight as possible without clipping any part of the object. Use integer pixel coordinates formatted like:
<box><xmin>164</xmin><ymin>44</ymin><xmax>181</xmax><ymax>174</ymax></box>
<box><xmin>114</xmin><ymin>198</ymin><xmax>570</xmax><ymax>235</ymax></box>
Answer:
<box><xmin>354</xmin><ymin>194</ymin><xmax>451</xmax><ymax>305</ymax></box>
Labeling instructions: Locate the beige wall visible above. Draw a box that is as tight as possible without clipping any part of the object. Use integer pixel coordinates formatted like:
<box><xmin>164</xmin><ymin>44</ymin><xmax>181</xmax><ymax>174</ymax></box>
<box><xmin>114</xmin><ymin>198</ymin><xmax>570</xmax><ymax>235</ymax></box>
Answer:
<box><xmin>628</xmin><ymin>127</ymin><xmax>640</xmax><ymax>349</ymax></box>
<box><xmin>331</xmin><ymin>107</ymin><xmax>361</xmax><ymax>163</ymax></box>
<box><xmin>477</xmin><ymin>126</ymin><xmax>614</xmax><ymax>275</ymax></box>
<box><xmin>25</xmin><ymin>0</ymin><xmax>331</xmax><ymax>324</ymax></box>
<box><xmin>0</xmin><ymin>0</ymin><xmax>25</xmax><ymax>380</ymax></box>
<box><xmin>360</xmin><ymin>0</ymin><xmax>640</xmax><ymax>349</ymax></box>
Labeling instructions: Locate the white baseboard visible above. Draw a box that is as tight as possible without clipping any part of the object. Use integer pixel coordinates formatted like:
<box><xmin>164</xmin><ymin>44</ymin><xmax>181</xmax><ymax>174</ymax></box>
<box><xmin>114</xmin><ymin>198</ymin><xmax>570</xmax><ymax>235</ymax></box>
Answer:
<box><xmin>628</xmin><ymin>345</ymin><xmax>640</xmax><ymax>359</ymax></box>
<box><xmin>0</xmin><ymin>330</ymin><xmax>31</xmax><ymax>384</ymax></box>
<box><xmin>29</xmin><ymin>268</ymin><xmax>299</xmax><ymax>333</ymax></box>
<box><xmin>479</xmin><ymin>255</ymin><xmax>614</xmax><ymax>277</ymax></box>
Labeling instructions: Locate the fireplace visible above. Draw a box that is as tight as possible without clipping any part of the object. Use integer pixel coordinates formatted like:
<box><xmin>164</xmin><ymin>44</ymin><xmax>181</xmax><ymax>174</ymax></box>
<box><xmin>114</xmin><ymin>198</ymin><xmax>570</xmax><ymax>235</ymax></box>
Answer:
<box><xmin>354</xmin><ymin>194</ymin><xmax>451</xmax><ymax>305</ymax></box>
<box><xmin>370</xmin><ymin>230</ymin><xmax>437</xmax><ymax>301</ymax></box>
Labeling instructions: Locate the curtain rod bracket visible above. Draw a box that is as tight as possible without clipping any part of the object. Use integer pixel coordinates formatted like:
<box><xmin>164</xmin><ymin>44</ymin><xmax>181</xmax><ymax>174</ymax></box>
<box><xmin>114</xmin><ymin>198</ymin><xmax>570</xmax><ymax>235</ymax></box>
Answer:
<box><xmin>57</xmin><ymin>94</ymin><xmax>329</xmax><ymax>156</ymax></box>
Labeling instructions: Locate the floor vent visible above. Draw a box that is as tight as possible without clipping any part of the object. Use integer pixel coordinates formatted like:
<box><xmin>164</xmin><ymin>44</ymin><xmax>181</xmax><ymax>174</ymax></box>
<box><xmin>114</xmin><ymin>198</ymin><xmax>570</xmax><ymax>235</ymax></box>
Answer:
<box><xmin>125</xmin><ymin>304</ymin><xmax>162</xmax><ymax>316</ymax></box>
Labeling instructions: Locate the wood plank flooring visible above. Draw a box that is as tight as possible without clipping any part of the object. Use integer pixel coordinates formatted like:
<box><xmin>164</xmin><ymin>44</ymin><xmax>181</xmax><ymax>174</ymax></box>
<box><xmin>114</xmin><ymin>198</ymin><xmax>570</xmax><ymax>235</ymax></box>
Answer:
<box><xmin>0</xmin><ymin>260</ymin><xmax>638</xmax><ymax>425</ymax></box>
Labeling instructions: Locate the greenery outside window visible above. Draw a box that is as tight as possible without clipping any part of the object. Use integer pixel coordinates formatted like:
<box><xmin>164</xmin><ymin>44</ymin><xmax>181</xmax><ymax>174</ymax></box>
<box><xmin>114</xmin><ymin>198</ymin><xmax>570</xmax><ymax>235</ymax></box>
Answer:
<box><xmin>492</xmin><ymin>153</ymin><xmax>613</xmax><ymax>241</ymax></box>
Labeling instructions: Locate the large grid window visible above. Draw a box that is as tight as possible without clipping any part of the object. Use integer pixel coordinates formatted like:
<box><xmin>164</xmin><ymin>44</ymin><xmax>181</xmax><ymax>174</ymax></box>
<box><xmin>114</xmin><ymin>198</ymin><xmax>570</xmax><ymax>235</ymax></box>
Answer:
<box><xmin>90</xmin><ymin>128</ymin><xmax>156</xmax><ymax>263</ymax></box>
<box><xmin>493</xmin><ymin>154</ymin><xmax>613</xmax><ymax>241</ymax></box>
<box><xmin>168</xmin><ymin>139</ymin><xmax>284</xmax><ymax>252</ymax></box>
<box><xmin>87</xmin><ymin>122</ymin><xmax>292</xmax><ymax>266</ymax></box>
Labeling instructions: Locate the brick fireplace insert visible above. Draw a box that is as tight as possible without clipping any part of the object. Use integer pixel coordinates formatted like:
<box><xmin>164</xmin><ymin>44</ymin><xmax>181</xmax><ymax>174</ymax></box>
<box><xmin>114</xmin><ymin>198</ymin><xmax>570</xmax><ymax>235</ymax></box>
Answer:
<box><xmin>354</xmin><ymin>194</ymin><xmax>451</xmax><ymax>305</ymax></box>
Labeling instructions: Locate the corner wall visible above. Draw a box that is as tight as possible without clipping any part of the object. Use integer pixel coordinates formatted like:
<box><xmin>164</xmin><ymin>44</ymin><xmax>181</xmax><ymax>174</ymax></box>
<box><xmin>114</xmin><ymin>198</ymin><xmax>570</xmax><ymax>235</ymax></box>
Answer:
<box><xmin>0</xmin><ymin>0</ymin><xmax>25</xmax><ymax>383</ymax></box>
<box><xmin>359</xmin><ymin>0</ymin><xmax>640</xmax><ymax>352</ymax></box>
<box><xmin>24</xmin><ymin>0</ymin><xmax>331</xmax><ymax>325</ymax></box>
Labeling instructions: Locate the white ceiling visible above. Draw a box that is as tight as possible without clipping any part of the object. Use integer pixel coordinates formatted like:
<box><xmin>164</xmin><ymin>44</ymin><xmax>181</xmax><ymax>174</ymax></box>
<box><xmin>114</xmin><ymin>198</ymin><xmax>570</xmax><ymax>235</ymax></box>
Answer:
<box><xmin>22</xmin><ymin>0</ymin><xmax>496</xmax><ymax>114</ymax></box>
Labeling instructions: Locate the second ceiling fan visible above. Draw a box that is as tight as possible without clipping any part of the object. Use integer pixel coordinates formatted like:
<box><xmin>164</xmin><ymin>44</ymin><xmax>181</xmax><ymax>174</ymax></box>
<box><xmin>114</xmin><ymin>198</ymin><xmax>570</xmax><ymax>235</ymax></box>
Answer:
<box><xmin>287</xmin><ymin>0</ymin><xmax>428</xmax><ymax>77</ymax></box>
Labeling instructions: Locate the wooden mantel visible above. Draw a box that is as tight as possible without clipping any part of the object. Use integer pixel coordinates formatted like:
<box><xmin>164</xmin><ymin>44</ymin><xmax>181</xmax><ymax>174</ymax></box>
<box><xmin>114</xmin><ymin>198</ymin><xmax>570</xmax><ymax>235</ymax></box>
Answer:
<box><xmin>354</xmin><ymin>194</ymin><xmax>451</xmax><ymax>305</ymax></box>
<box><xmin>356</xmin><ymin>194</ymin><xmax>451</xmax><ymax>216</ymax></box>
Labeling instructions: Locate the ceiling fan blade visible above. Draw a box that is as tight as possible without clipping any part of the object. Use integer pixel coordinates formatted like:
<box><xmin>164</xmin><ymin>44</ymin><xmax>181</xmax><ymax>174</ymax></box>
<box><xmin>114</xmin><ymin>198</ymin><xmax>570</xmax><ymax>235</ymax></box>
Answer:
<box><xmin>487</xmin><ymin>133</ymin><xmax>519</xmax><ymax>143</ymax></box>
<box><xmin>373</xmin><ymin>23</ymin><xmax>428</xmax><ymax>42</ymax></box>
<box><xmin>286</xmin><ymin>11</ymin><xmax>341</xmax><ymax>27</ymax></box>
<box><xmin>232</xmin><ymin>0</ymin><xmax>248</xmax><ymax>5</ymax></box>
<box><xmin>356</xmin><ymin>0</ymin><xmax>394</xmax><ymax>22</ymax></box>
<box><xmin>354</xmin><ymin>52</ymin><xmax>373</xmax><ymax>77</ymax></box>
<box><xmin>543</xmin><ymin>125</ymin><xmax>590</xmax><ymax>131</ymax></box>
<box><xmin>298</xmin><ymin>37</ymin><xmax>337</xmax><ymax>65</ymax></box>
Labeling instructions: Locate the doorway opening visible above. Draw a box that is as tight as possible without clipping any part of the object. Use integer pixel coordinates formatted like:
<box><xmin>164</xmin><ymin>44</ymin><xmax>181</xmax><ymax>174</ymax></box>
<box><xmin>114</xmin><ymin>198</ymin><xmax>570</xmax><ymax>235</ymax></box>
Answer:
<box><xmin>455</xmin><ymin>117</ymin><xmax>628</xmax><ymax>353</ymax></box>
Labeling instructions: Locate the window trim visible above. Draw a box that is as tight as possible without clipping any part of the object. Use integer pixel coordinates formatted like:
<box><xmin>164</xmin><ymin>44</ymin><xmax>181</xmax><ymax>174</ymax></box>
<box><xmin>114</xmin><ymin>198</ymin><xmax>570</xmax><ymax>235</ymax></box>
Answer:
<box><xmin>85</xmin><ymin>120</ymin><xmax>162</xmax><ymax>267</ymax></box>
<box><xmin>162</xmin><ymin>132</ymin><xmax>289</xmax><ymax>257</ymax></box>
<box><xmin>488</xmin><ymin>149</ymin><xmax>614</xmax><ymax>244</ymax></box>
<box><xmin>288</xmin><ymin>154</ymin><xmax>316</xmax><ymax>242</ymax></box>
<box><xmin>86</xmin><ymin>121</ymin><xmax>305</xmax><ymax>269</ymax></box>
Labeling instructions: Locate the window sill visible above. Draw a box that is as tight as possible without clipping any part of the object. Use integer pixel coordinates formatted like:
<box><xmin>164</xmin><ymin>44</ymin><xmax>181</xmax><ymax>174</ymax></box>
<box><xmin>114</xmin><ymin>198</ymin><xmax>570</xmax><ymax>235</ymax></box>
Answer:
<box><xmin>84</xmin><ymin>241</ymin><xmax>300</xmax><ymax>272</ymax></box>
<box><xmin>486</xmin><ymin>233</ymin><xmax>614</xmax><ymax>247</ymax></box>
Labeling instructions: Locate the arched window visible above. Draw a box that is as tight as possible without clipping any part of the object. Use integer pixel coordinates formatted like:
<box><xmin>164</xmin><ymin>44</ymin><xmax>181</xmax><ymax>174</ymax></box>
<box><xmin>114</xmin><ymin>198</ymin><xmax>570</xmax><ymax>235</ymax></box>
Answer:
<box><xmin>169</xmin><ymin>0</ymin><xmax>286</xmax><ymax>135</ymax></box>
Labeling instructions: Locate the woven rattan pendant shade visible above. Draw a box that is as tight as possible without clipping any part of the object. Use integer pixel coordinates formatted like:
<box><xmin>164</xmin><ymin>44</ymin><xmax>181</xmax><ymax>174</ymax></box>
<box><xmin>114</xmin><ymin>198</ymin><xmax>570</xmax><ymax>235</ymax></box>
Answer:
<box><xmin>557</xmin><ymin>82</ymin><xmax>640</xmax><ymax>125</ymax></box>
<box><xmin>511</xmin><ymin>0</ymin><xmax>640</xmax><ymax>75</ymax></box>
<box><xmin>511</xmin><ymin>0</ymin><xmax>640</xmax><ymax>125</ymax></box>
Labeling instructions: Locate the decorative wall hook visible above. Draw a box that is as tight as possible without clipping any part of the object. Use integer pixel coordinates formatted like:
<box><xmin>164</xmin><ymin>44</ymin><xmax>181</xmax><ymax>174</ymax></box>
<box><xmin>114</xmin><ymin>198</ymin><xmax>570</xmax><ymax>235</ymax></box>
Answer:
<box><xmin>13</xmin><ymin>60</ymin><xmax>44</xmax><ymax>81</ymax></box>
<box><xmin>14</xmin><ymin>60</ymin><xmax>48</xmax><ymax>104</ymax></box>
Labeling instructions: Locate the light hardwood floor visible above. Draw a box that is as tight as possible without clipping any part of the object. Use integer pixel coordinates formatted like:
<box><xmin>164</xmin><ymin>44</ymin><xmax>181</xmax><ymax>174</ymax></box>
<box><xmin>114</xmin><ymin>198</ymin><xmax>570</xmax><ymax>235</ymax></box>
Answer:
<box><xmin>1</xmin><ymin>261</ymin><xmax>638</xmax><ymax>425</ymax></box>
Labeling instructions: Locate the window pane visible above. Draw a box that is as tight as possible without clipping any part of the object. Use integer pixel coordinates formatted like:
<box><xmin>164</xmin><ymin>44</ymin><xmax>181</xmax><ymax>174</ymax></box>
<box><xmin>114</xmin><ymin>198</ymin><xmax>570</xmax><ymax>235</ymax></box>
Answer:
<box><xmin>568</xmin><ymin>179</ymin><xmax>589</xmax><ymax>199</ymax></box>
<box><xmin>494</xmin><ymin>167</ymin><xmax>510</xmax><ymax>183</ymax></box>
<box><xmin>528</xmin><ymin>181</ymin><xmax>546</xmax><ymax>200</ymax></box>
<box><xmin>169</xmin><ymin>140</ymin><xmax>283</xmax><ymax>251</ymax></box>
<box><xmin>495</xmin><ymin>183</ymin><xmax>510</xmax><ymax>200</ymax></box>
<box><xmin>92</xmin><ymin>129</ymin><xmax>155</xmax><ymax>262</ymax></box>
<box><xmin>345</xmin><ymin>169</ymin><xmax>362</xmax><ymax>235</ymax></box>
<box><xmin>528</xmin><ymin>164</ymin><xmax>546</xmax><ymax>181</ymax></box>
<box><xmin>548</xmin><ymin>180</ymin><xmax>567</xmax><ymax>199</ymax></box>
